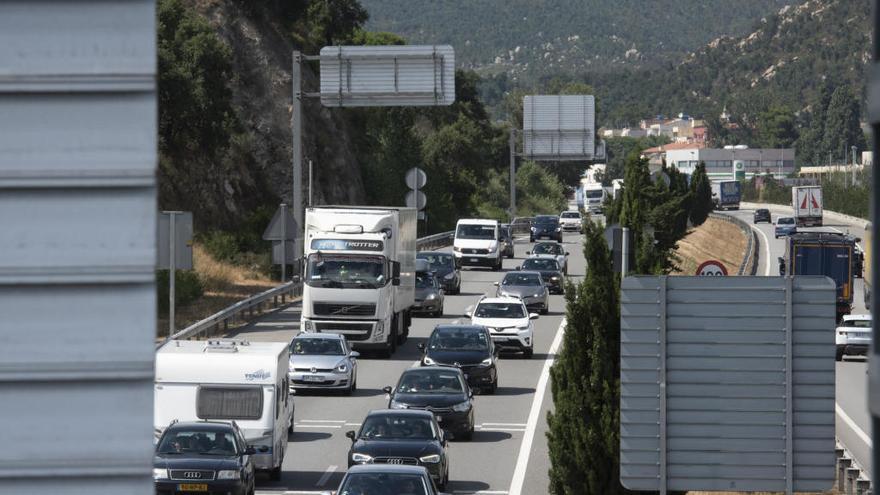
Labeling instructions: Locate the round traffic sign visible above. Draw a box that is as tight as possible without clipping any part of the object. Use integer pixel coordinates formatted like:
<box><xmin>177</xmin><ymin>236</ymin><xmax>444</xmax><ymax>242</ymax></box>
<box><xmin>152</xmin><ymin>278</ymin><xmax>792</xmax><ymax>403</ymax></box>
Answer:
<box><xmin>405</xmin><ymin>190</ymin><xmax>427</xmax><ymax>210</ymax></box>
<box><xmin>405</xmin><ymin>167</ymin><xmax>427</xmax><ymax>189</ymax></box>
<box><xmin>696</xmin><ymin>260</ymin><xmax>728</xmax><ymax>276</ymax></box>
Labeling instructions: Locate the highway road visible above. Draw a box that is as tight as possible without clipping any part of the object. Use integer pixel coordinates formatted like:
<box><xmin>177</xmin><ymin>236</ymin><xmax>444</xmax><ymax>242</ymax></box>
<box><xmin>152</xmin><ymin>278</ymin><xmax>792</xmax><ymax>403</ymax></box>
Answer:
<box><xmin>226</xmin><ymin>231</ymin><xmax>587</xmax><ymax>494</ymax></box>
<box><xmin>725</xmin><ymin>205</ymin><xmax>873</xmax><ymax>478</ymax></box>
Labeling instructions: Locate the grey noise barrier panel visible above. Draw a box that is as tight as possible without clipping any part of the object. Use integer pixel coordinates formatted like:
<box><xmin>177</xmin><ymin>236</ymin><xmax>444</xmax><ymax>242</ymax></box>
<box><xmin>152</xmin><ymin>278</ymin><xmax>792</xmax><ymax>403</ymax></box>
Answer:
<box><xmin>620</xmin><ymin>275</ymin><xmax>836</xmax><ymax>493</ymax></box>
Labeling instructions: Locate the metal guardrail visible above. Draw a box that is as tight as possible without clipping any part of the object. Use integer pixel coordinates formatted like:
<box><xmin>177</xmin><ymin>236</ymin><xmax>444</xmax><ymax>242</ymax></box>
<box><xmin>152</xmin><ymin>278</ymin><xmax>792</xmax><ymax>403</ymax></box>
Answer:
<box><xmin>709</xmin><ymin>212</ymin><xmax>757</xmax><ymax>276</ymax></box>
<box><xmin>162</xmin><ymin>230</ymin><xmax>457</xmax><ymax>346</ymax></box>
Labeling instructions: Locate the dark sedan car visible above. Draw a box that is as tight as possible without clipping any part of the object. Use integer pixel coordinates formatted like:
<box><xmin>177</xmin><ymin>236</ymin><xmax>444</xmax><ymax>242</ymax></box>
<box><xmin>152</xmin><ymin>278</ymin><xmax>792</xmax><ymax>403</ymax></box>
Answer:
<box><xmin>519</xmin><ymin>257</ymin><xmax>565</xmax><ymax>294</ymax></box>
<box><xmin>530</xmin><ymin>215</ymin><xmax>562</xmax><ymax>242</ymax></box>
<box><xmin>346</xmin><ymin>410</ymin><xmax>450</xmax><ymax>489</ymax></box>
<box><xmin>417</xmin><ymin>251</ymin><xmax>460</xmax><ymax>294</ymax></box>
<box><xmin>754</xmin><ymin>208</ymin><xmax>771</xmax><ymax>223</ymax></box>
<box><xmin>413</xmin><ymin>270</ymin><xmax>444</xmax><ymax>317</ymax></box>
<box><xmin>383</xmin><ymin>367</ymin><xmax>475</xmax><ymax>440</ymax></box>
<box><xmin>153</xmin><ymin>421</ymin><xmax>255</xmax><ymax>495</ymax></box>
<box><xmin>499</xmin><ymin>223</ymin><xmax>515</xmax><ymax>258</ymax></box>
<box><xmin>334</xmin><ymin>464</ymin><xmax>442</xmax><ymax>495</ymax></box>
<box><xmin>418</xmin><ymin>325</ymin><xmax>498</xmax><ymax>393</ymax></box>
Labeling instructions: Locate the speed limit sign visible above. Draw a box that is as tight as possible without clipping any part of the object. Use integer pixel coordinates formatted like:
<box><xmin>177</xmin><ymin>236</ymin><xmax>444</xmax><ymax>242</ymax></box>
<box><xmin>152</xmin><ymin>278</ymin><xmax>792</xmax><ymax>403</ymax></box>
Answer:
<box><xmin>696</xmin><ymin>260</ymin><xmax>728</xmax><ymax>276</ymax></box>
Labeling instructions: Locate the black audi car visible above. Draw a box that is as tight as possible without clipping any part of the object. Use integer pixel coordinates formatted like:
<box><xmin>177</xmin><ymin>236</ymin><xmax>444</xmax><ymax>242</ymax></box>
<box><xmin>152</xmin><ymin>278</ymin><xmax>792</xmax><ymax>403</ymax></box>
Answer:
<box><xmin>417</xmin><ymin>251</ymin><xmax>460</xmax><ymax>294</ymax></box>
<box><xmin>418</xmin><ymin>324</ymin><xmax>498</xmax><ymax>393</ymax></box>
<box><xmin>754</xmin><ymin>208</ymin><xmax>771</xmax><ymax>223</ymax></box>
<box><xmin>346</xmin><ymin>409</ymin><xmax>450</xmax><ymax>490</ymax></box>
<box><xmin>519</xmin><ymin>257</ymin><xmax>565</xmax><ymax>294</ymax></box>
<box><xmin>530</xmin><ymin>215</ymin><xmax>562</xmax><ymax>242</ymax></box>
<box><xmin>383</xmin><ymin>367</ymin><xmax>475</xmax><ymax>440</ymax></box>
<box><xmin>153</xmin><ymin>421</ymin><xmax>256</xmax><ymax>495</ymax></box>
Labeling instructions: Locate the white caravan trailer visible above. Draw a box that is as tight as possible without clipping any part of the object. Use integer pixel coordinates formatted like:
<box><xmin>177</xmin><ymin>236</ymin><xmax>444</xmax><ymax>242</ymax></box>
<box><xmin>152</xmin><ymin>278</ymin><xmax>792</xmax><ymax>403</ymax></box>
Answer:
<box><xmin>154</xmin><ymin>340</ymin><xmax>294</xmax><ymax>480</ymax></box>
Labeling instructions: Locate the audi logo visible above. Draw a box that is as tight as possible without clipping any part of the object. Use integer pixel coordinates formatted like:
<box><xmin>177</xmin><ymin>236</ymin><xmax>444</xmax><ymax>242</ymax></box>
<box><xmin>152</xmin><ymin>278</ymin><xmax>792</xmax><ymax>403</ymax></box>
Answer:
<box><xmin>184</xmin><ymin>472</ymin><xmax>202</xmax><ymax>479</ymax></box>
<box><xmin>388</xmin><ymin>459</ymin><xmax>404</xmax><ymax>465</ymax></box>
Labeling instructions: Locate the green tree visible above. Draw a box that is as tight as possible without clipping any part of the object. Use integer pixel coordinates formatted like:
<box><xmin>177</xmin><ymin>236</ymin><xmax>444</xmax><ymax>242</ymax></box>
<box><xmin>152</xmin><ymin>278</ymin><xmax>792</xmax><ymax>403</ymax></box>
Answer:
<box><xmin>307</xmin><ymin>0</ymin><xmax>369</xmax><ymax>47</ymax></box>
<box><xmin>756</xmin><ymin>105</ymin><xmax>798</xmax><ymax>148</ymax></box>
<box><xmin>824</xmin><ymin>85</ymin><xmax>866</xmax><ymax>160</ymax></box>
<box><xmin>688</xmin><ymin>162</ymin><xmax>713</xmax><ymax>226</ymax></box>
<box><xmin>547</xmin><ymin>220</ymin><xmax>624</xmax><ymax>494</ymax></box>
<box><xmin>796</xmin><ymin>80</ymin><xmax>835</xmax><ymax>166</ymax></box>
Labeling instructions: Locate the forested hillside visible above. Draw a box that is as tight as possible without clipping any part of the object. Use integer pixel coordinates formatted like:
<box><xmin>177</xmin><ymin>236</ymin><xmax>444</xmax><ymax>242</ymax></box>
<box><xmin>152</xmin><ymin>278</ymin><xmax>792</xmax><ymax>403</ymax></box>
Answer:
<box><xmin>361</xmin><ymin>0</ymin><xmax>792</xmax><ymax>75</ymax></box>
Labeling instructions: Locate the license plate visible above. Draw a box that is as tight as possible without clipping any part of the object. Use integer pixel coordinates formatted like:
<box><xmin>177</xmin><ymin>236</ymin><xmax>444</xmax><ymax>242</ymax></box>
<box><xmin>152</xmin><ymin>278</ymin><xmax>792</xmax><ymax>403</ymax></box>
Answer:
<box><xmin>493</xmin><ymin>337</ymin><xmax>509</xmax><ymax>342</ymax></box>
<box><xmin>470</xmin><ymin>258</ymin><xmax>479</xmax><ymax>262</ymax></box>
<box><xmin>436</xmin><ymin>416</ymin><xmax>443</xmax><ymax>422</ymax></box>
<box><xmin>178</xmin><ymin>484</ymin><xmax>208</xmax><ymax>491</ymax></box>
<box><xmin>303</xmin><ymin>375</ymin><xmax>324</xmax><ymax>382</ymax></box>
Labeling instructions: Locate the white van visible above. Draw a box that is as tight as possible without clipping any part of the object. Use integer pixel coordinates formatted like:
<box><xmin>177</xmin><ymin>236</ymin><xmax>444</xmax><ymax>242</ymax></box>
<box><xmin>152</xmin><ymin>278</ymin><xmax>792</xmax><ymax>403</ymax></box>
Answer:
<box><xmin>154</xmin><ymin>340</ymin><xmax>294</xmax><ymax>480</ymax></box>
<box><xmin>453</xmin><ymin>219</ymin><xmax>501</xmax><ymax>270</ymax></box>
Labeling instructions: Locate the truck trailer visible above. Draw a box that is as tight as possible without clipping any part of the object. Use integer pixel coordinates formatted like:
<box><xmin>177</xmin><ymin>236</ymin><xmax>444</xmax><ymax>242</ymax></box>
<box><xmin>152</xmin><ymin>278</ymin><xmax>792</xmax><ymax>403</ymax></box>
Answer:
<box><xmin>710</xmin><ymin>180</ymin><xmax>741</xmax><ymax>210</ymax></box>
<box><xmin>791</xmin><ymin>185</ymin><xmax>823</xmax><ymax>227</ymax></box>
<box><xmin>778</xmin><ymin>231</ymin><xmax>858</xmax><ymax>320</ymax></box>
<box><xmin>300</xmin><ymin>206</ymin><xmax>416</xmax><ymax>357</ymax></box>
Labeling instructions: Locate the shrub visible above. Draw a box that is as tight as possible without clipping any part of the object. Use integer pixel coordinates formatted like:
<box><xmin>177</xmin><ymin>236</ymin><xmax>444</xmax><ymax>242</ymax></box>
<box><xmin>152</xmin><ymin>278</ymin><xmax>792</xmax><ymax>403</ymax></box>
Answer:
<box><xmin>156</xmin><ymin>269</ymin><xmax>204</xmax><ymax>315</ymax></box>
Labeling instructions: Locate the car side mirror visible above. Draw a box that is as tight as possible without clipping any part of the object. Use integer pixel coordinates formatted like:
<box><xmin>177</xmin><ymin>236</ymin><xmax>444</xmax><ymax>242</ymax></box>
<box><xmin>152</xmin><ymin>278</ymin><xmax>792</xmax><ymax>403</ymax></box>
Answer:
<box><xmin>345</xmin><ymin>430</ymin><xmax>356</xmax><ymax>442</ymax></box>
<box><xmin>464</xmin><ymin>311</ymin><xmax>472</xmax><ymax>318</ymax></box>
<box><xmin>565</xmin><ymin>252</ymin><xmax>570</xmax><ymax>256</ymax></box>
<box><xmin>245</xmin><ymin>446</ymin><xmax>257</xmax><ymax>455</ymax></box>
<box><xmin>515</xmin><ymin>266</ymin><xmax>521</xmax><ymax>271</ymax></box>
<box><xmin>529</xmin><ymin>313</ymin><xmax>539</xmax><ymax>320</ymax></box>
<box><xmin>856</xmin><ymin>237</ymin><xmax>862</xmax><ymax>243</ymax></box>
<box><xmin>525</xmin><ymin>251</ymin><xmax>531</xmax><ymax>255</ymax></box>
<box><xmin>493</xmin><ymin>282</ymin><xmax>499</xmax><ymax>287</ymax></box>
<box><xmin>417</xmin><ymin>343</ymin><xmax>426</xmax><ymax>351</ymax></box>
<box><xmin>443</xmin><ymin>429</ymin><xmax>454</xmax><ymax>442</ymax></box>
<box><xmin>258</xmin><ymin>445</ymin><xmax>270</xmax><ymax>453</ymax></box>
<box><xmin>382</xmin><ymin>385</ymin><xmax>393</xmax><ymax>395</ymax></box>
<box><xmin>349</xmin><ymin>351</ymin><xmax>360</xmax><ymax>358</ymax></box>
<box><xmin>291</xmin><ymin>275</ymin><xmax>301</xmax><ymax>283</ymax></box>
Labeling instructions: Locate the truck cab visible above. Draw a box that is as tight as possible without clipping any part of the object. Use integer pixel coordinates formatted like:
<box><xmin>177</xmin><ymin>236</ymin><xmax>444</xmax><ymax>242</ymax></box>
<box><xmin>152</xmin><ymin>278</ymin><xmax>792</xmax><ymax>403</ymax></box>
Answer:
<box><xmin>300</xmin><ymin>207</ymin><xmax>416</xmax><ymax>357</ymax></box>
<box><xmin>778</xmin><ymin>232</ymin><xmax>858</xmax><ymax>320</ymax></box>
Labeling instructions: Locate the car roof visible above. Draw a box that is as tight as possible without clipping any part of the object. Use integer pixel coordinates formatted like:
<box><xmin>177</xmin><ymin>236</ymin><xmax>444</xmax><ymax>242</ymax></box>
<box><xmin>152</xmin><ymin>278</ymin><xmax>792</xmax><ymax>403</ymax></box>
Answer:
<box><xmin>432</xmin><ymin>324</ymin><xmax>487</xmax><ymax>334</ymax></box>
<box><xmin>478</xmin><ymin>296</ymin><xmax>525</xmax><ymax>305</ymax></box>
<box><xmin>456</xmin><ymin>218</ymin><xmax>498</xmax><ymax>226</ymax></box>
<box><xmin>400</xmin><ymin>366</ymin><xmax>466</xmax><ymax>377</ymax></box>
<box><xmin>166</xmin><ymin>421</ymin><xmax>235</xmax><ymax>432</ymax></box>
<box><xmin>346</xmin><ymin>463</ymin><xmax>431</xmax><ymax>475</ymax></box>
<box><xmin>533</xmin><ymin>241</ymin><xmax>562</xmax><ymax>246</ymax></box>
<box><xmin>505</xmin><ymin>270</ymin><xmax>543</xmax><ymax>278</ymax></box>
<box><xmin>293</xmin><ymin>332</ymin><xmax>344</xmax><ymax>341</ymax></box>
<box><xmin>366</xmin><ymin>408</ymin><xmax>436</xmax><ymax>419</ymax></box>
<box><xmin>842</xmin><ymin>314</ymin><xmax>871</xmax><ymax>321</ymax></box>
<box><xmin>534</xmin><ymin>215</ymin><xmax>558</xmax><ymax>220</ymax></box>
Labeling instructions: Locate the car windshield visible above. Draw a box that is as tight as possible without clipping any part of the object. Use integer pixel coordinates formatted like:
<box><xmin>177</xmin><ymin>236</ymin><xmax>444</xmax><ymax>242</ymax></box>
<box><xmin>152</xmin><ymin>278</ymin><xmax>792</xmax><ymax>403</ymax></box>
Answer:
<box><xmin>415</xmin><ymin>272</ymin><xmax>436</xmax><ymax>289</ymax></box>
<box><xmin>523</xmin><ymin>259</ymin><xmax>559</xmax><ymax>271</ymax></box>
<box><xmin>339</xmin><ymin>473</ymin><xmax>429</xmax><ymax>495</ymax></box>
<box><xmin>456</xmin><ymin>223</ymin><xmax>496</xmax><ymax>240</ymax></box>
<box><xmin>534</xmin><ymin>216</ymin><xmax>558</xmax><ymax>225</ymax></box>
<box><xmin>395</xmin><ymin>370</ymin><xmax>464</xmax><ymax>395</ymax></box>
<box><xmin>306</xmin><ymin>254</ymin><xmax>385</xmax><ymax>289</ymax></box>
<box><xmin>502</xmin><ymin>273</ymin><xmax>542</xmax><ymax>286</ymax></box>
<box><xmin>560</xmin><ymin>212</ymin><xmax>580</xmax><ymax>218</ymax></box>
<box><xmin>533</xmin><ymin>243</ymin><xmax>562</xmax><ymax>255</ymax></box>
<box><xmin>778</xmin><ymin>218</ymin><xmax>795</xmax><ymax>225</ymax></box>
<box><xmin>157</xmin><ymin>429</ymin><xmax>237</xmax><ymax>456</ymax></box>
<box><xmin>474</xmin><ymin>302</ymin><xmax>526</xmax><ymax>319</ymax></box>
<box><xmin>291</xmin><ymin>338</ymin><xmax>344</xmax><ymax>356</ymax></box>
<box><xmin>428</xmin><ymin>328</ymin><xmax>489</xmax><ymax>351</ymax></box>
<box><xmin>843</xmin><ymin>319</ymin><xmax>872</xmax><ymax>328</ymax></box>
<box><xmin>586</xmin><ymin>190</ymin><xmax>604</xmax><ymax>199</ymax></box>
<box><xmin>417</xmin><ymin>253</ymin><xmax>453</xmax><ymax>270</ymax></box>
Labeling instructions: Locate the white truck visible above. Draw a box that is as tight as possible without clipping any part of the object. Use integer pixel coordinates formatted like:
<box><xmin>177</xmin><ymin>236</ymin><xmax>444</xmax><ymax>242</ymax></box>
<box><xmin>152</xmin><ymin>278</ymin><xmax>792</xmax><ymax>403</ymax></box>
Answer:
<box><xmin>791</xmin><ymin>185</ymin><xmax>823</xmax><ymax>227</ymax></box>
<box><xmin>582</xmin><ymin>181</ymin><xmax>607</xmax><ymax>214</ymax></box>
<box><xmin>154</xmin><ymin>339</ymin><xmax>294</xmax><ymax>480</ymax></box>
<box><xmin>300</xmin><ymin>206</ymin><xmax>416</xmax><ymax>357</ymax></box>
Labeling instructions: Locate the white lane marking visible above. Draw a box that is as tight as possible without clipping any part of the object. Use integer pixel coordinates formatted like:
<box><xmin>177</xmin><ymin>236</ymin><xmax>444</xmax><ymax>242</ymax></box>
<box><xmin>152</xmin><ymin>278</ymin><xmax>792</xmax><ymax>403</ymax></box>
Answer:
<box><xmin>480</xmin><ymin>422</ymin><xmax>527</xmax><ymax>427</ymax></box>
<box><xmin>452</xmin><ymin>491</ymin><xmax>509</xmax><ymax>494</ymax></box>
<box><xmin>299</xmin><ymin>419</ymin><xmax>345</xmax><ymax>423</ymax></box>
<box><xmin>746</xmin><ymin>218</ymin><xmax>772</xmax><ymax>276</ymax></box>
<box><xmin>343</xmin><ymin>422</ymin><xmax>361</xmax><ymax>427</ymax></box>
<box><xmin>836</xmin><ymin>403</ymin><xmax>873</xmax><ymax>448</ymax></box>
<box><xmin>295</xmin><ymin>424</ymin><xmax>342</xmax><ymax>428</ymax></box>
<box><xmin>507</xmin><ymin>317</ymin><xmax>566</xmax><ymax>495</ymax></box>
<box><xmin>316</xmin><ymin>465</ymin><xmax>337</xmax><ymax>487</ymax></box>
<box><xmin>476</xmin><ymin>426</ymin><xmax>526</xmax><ymax>432</ymax></box>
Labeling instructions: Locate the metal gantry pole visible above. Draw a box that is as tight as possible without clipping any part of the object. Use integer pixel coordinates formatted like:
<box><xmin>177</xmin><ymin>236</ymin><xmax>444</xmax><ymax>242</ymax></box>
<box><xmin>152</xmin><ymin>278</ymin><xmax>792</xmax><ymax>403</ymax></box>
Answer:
<box><xmin>280</xmin><ymin>203</ymin><xmax>288</xmax><ymax>282</ymax></box>
<box><xmin>509</xmin><ymin>128</ymin><xmax>516</xmax><ymax>221</ymax></box>
<box><xmin>292</xmin><ymin>51</ymin><xmax>304</xmax><ymax>260</ymax></box>
<box><xmin>785</xmin><ymin>275</ymin><xmax>794</xmax><ymax>495</ymax></box>
<box><xmin>872</xmin><ymin>0</ymin><xmax>880</xmax><ymax>481</ymax></box>
<box><xmin>168</xmin><ymin>211</ymin><xmax>177</xmax><ymax>338</ymax></box>
<box><xmin>621</xmin><ymin>227</ymin><xmax>630</xmax><ymax>278</ymax></box>
<box><xmin>659</xmin><ymin>275</ymin><xmax>668</xmax><ymax>495</ymax></box>
<box><xmin>308</xmin><ymin>159</ymin><xmax>314</xmax><ymax>206</ymax></box>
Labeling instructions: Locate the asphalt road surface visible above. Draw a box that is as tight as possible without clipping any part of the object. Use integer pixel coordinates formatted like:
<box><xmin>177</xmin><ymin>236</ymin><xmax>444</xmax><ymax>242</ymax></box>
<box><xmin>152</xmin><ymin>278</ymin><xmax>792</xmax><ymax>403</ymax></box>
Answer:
<box><xmin>724</xmin><ymin>206</ymin><xmax>873</xmax><ymax>478</ymax></box>
<box><xmin>227</xmin><ymin>231</ymin><xmax>588</xmax><ymax>494</ymax></box>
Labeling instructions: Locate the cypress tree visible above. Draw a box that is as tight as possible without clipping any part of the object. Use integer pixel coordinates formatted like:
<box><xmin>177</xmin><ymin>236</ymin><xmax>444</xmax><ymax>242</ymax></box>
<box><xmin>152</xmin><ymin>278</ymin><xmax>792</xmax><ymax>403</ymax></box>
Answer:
<box><xmin>689</xmin><ymin>162</ymin><xmax>712</xmax><ymax>227</ymax></box>
<box><xmin>547</xmin><ymin>220</ymin><xmax>625</xmax><ymax>494</ymax></box>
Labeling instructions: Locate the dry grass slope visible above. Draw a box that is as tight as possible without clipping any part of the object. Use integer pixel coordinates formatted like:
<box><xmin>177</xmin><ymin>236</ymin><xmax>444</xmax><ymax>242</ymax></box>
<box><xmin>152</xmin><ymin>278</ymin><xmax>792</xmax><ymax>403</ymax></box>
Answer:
<box><xmin>673</xmin><ymin>217</ymin><xmax>747</xmax><ymax>276</ymax></box>
<box><xmin>157</xmin><ymin>244</ymin><xmax>276</xmax><ymax>337</ymax></box>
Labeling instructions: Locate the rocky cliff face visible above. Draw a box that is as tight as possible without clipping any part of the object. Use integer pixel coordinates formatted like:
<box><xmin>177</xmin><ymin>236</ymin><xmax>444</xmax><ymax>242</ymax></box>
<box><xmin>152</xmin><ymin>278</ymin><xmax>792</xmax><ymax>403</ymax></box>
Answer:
<box><xmin>186</xmin><ymin>0</ymin><xmax>365</xmax><ymax>214</ymax></box>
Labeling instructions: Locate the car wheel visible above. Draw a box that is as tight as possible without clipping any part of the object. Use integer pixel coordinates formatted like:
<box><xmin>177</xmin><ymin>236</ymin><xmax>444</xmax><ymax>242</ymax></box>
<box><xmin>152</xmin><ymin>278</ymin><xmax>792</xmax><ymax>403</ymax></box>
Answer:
<box><xmin>486</xmin><ymin>378</ymin><xmax>497</xmax><ymax>395</ymax></box>
<box><xmin>460</xmin><ymin>428</ymin><xmax>473</xmax><ymax>441</ymax></box>
<box><xmin>523</xmin><ymin>347</ymin><xmax>534</xmax><ymax>359</ymax></box>
<box><xmin>269</xmin><ymin>465</ymin><xmax>282</xmax><ymax>481</ymax></box>
<box><xmin>529</xmin><ymin>236</ymin><xmax>534</xmax><ymax>242</ymax></box>
<box><xmin>540</xmin><ymin>306</ymin><xmax>548</xmax><ymax>315</ymax></box>
<box><xmin>836</xmin><ymin>349</ymin><xmax>844</xmax><ymax>362</ymax></box>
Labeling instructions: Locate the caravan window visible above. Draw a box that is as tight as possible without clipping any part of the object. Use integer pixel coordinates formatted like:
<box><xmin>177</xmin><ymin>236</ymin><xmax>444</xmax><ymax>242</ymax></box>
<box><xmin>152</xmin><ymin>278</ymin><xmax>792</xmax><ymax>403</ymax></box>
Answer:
<box><xmin>197</xmin><ymin>386</ymin><xmax>263</xmax><ymax>420</ymax></box>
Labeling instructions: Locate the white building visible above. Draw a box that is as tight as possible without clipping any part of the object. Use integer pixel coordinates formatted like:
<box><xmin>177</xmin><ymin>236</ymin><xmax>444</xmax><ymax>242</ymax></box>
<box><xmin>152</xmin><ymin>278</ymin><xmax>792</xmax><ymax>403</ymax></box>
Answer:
<box><xmin>666</xmin><ymin>147</ymin><xmax>796</xmax><ymax>179</ymax></box>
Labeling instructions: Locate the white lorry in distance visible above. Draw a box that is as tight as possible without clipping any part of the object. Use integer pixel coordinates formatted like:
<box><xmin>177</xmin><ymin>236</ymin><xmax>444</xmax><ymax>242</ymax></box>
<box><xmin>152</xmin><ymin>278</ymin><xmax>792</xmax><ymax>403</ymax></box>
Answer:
<box><xmin>300</xmin><ymin>207</ymin><xmax>416</xmax><ymax>357</ymax></box>
<box><xmin>791</xmin><ymin>185</ymin><xmax>823</xmax><ymax>227</ymax></box>
<box><xmin>154</xmin><ymin>340</ymin><xmax>294</xmax><ymax>480</ymax></box>
<box><xmin>582</xmin><ymin>181</ymin><xmax>607</xmax><ymax>214</ymax></box>
<box><xmin>453</xmin><ymin>219</ymin><xmax>502</xmax><ymax>271</ymax></box>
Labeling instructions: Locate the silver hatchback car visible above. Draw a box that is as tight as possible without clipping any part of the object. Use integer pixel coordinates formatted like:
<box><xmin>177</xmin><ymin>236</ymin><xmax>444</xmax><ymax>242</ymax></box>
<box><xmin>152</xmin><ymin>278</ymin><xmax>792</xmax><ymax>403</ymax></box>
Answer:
<box><xmin>288</xmin><ymin>333</ymin><xmax>359</xmax><ymax>395</ymax></box>
<box><xmin>494</xmin><ymin>270</ymin><xmax>548</xmax><ymax>314</ymax></box>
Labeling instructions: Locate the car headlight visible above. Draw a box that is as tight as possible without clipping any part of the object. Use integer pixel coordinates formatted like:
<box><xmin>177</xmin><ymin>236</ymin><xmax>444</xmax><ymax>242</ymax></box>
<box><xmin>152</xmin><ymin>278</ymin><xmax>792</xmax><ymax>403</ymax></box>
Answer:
<box><xmin>420</xmin><ymin>454</ymin><xmax>442</xmax><ymax>464</ymax></box>
<box><xmin>352</xmin><ymin>453</ymin><xmax>373</xmax><ymax>463</ymax></box>
<box><xmin>152</xmin><ymin>468</ymin><xmax>168</xmax><ymax>480</ymax></box>
<box><xmin>301</xmin><ymin>319</ymin><xmax>313</xmax><ymax>332</ymax></box>
<box><xmin>550</xmin><ymin>276</ymin><xmax>560</xmax><ymax>280</ymax></box>
<box><xmin>517</xmin><ymin>324</ymin><xmax>530</xmax><ymax>330</ymax></box>
<box><xmin>423</xmin><ymin>356</ymin><xmax>436</xmax><ymax>365</ymax></box>
<box><xmin>374</xmin><ymin>321</ymin><xmax>384</xmax><ymax>337</ymax></box>
<box><xmin>426</xmin><ymin>293</ymin><xmax>438</xmax><ymax>300</ymax></box>
<box><xmin>479</xmin><ymin>357</ymin><xmax>493</xmax><ymax>367</ymax></box>
<box><xmin>444</xmin><ymin>271</ymin><xmax>455</xmax><ymax>279</ymax></box>
<box><xmin>532</xmin><ymin>293</ymin><xmax>543</xmax><ymax>298</ymax></box>
<box><xmin>453</xmin><ymin>246</ymin><xmax>461</xmax><ymax>252</ymax></box>
<box><xmin>556</xmin><ymin>227</ymin><xmax>562</xmax><ymax>232</ymax></box>
<box><xmin>390</xmin><ymin>400</ymin><xmax>408</xmax><ymax>410</ymax></box>
<box><xmin>217</xmin><ymin>470</ymin><xmax>240</xmax><ymax>480</ymax></box>
<box><xmin>452</xmin><ymin>400</ymin><xmax>471</xmax><ymax>413</ymax></box>
<box><xmin>336</xmin><ymin>361</ymin><xmax>348</xmax><ymax>373</ymax></box>
<box><xmin>530</xmin><ymin>227</ymin><xmax>537</xmax><ymax>232</ymax></box>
